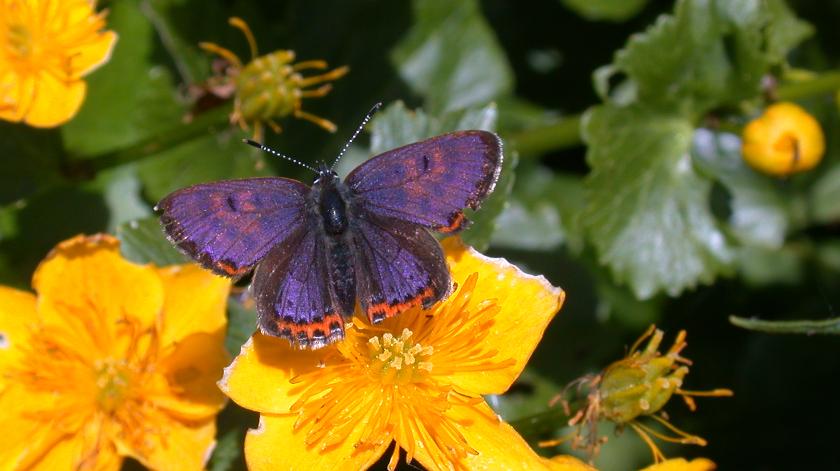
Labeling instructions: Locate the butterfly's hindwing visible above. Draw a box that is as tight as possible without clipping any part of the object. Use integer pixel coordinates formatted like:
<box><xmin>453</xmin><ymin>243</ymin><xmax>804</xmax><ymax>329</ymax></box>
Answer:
<box><xmin>156</xmin><ymin>178</ymin><xmax>309</xmax><ymax>277</ymax></box>
<box><xmin>345</xmin><ymin>131</ymin><xmax>502</xmax><ymax>234</ymax></box>
<box><xmin>252</xmin><ymin>223</ymin><xmax>346</xmax><ymax>349</ymax></box>
<box><xmin>349</xmin><ymin>211</ymin><xmax>451</xmax><ymax>324</ymax></box>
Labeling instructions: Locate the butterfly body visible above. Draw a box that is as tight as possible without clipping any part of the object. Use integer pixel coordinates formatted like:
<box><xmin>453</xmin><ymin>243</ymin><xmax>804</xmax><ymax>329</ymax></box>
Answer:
<box><xmin>157</xmin><ymin>129</ymin><xmax>502</xmax><ymax>349</ymax></box>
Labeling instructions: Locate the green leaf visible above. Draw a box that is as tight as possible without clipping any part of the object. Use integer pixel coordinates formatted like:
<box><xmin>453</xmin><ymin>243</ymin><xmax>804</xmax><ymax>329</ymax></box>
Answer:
<box><xmin>730</xmin><ymin>314</ymin><xmax>840</xmax><ymax>334</ymax></box>
<box><xmin>691</xmin><ymin>129</ymin><xmax>788</xmax><ymax>248</ymax></box>
<box><xmin>559</xmin><ymin>0</ymin><xmax>650</xmax><ymax>22</ymax></box>
<box><xmin>0</xmin><ymin>123</ymin><xmax>64</xmax><ymax>206</ymax></box>
<box><xmin>208</xmin><ymin>425</ymin><xmax>244</xmax><ymax>471</ymax></box>
<box><xmin>137</xmin><ymin>130</ymin><xmax>269</xmax><ymax>202</ymax></box>
<box><xmin>581</xmin><ymin>105</ymin><xmax>734</xmax><ymax>299</ymax></box>
<box><xmin>491</xmin><ymin>166</ymin><xmax>585</xmax><ymax>253</ymax></box>
<box><xmin>226</xmin><ymin>296</ymin><xmax>257</xmax><ymax>357</ymax></box>
<box><xmin>63</xmin><ymin>0</ymin><xmax>186</xmax><ymax>157</ymax></box>
<box><xmin>85</xmin><ymin>165</ymin><xmax>154</xmax><ymax>232</ymax></box>
<box><xmin>392</xmin><ymin>0</ymin><xmax>514</xmax><ymax>114</ymax></box>
<box><xmin>810</xmin><ymin>162</ymin><xmax>840</xmax><ymax>224</ymax></box>
<box><xmin>595</xmin><ymin>0</ymin><xmax>811</xmax><ymax>117</ymax></box>
<box><xmin>368</xmin><ymin>101</ymin><xmax>499</xmax><ymax>155</ymax></box>
<box><xmin>116</xmin><ymin>216</ymin><xmax>189</xmax><ymax>266</ymax></box>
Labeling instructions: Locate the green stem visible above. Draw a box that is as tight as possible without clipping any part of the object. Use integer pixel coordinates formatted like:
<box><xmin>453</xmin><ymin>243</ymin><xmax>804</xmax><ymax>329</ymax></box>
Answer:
<box><xmin>507</xmin><ymin>70</ymin><xmax>840</xmax><ymax>159</ymax></box>
<box><xmin>776</xmin><ymin>70</ymin><xmax>840</xmax><ymax>102</ymax></box>
<box><xmin>729</xmin><ymin>314</ymin><xmax>840</xmax><ymax>334</ymax></box>
<box><xmin>508</xmin><ymin>114</ymin><xmax>583</xmax><ymax>157</ymax></box>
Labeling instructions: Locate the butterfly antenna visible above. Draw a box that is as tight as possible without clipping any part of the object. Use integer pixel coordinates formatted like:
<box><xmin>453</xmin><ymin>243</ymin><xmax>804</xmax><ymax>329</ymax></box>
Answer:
<box><xmin>332</xmin><ymin>102</ymin><xmax>382</xmax><ymax>170</ymax></box>
<box><xmin>242</xmin><ymin>139</ymin><xmax>317</xmax><ymax>172</ymax></box>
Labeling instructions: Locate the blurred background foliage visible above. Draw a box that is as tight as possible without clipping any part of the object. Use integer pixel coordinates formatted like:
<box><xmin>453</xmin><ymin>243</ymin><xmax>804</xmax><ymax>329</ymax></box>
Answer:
<box><xmin>3</xmin><ymin>0</ymin><xmax>840</xmax><ymax>469</ymax></box>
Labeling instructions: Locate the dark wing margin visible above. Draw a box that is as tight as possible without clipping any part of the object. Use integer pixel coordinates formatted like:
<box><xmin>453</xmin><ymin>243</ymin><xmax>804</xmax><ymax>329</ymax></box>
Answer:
<box><xmin>156</xmin><ymin>177</ymin><xmax>309</xmax><ymax>277</ymax></box>
<box><xmin>252</xmin><ymin>225</ymin><xmax>346</xmax><ymax>349</ymax></box>
<box><xmin>344</xmin><ymin>130</ymin><xmax>502</xmax><ymax>234</ymax></box>
<box><xmin>350</xmin><ymin>212</ymin><xmax>452</xmax><ymax>325</ymax></box>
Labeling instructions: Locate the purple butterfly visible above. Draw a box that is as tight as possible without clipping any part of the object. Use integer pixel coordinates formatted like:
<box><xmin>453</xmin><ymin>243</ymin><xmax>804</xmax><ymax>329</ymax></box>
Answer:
<box><xmin>156</xmin><ymin>104</ymin><xmax>503</xmax><ymax>349</ymax></box>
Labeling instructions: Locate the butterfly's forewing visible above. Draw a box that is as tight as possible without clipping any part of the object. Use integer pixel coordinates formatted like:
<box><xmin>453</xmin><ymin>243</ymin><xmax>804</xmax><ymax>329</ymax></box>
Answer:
<box><xmin>349</xmin><ymin>211</ymin><xmax>451</xmax><ymax>324</ymax></box>
<box><xmin>157</xmin><ymin>178</ymin><xmax>309</xmax><ymax>277</ymax></box>
<box><xmin>252</xmin><ymin>224</ymin><xmax>347</xmax><ymax>349</ymax></box>
<box><xmin>345</xmin><ymin>131</ymin><xmax>503</xmax><ymax>234</ymax></box>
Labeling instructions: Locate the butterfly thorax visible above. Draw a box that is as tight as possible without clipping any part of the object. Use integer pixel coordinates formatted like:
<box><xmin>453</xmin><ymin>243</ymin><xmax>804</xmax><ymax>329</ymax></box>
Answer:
<box><xmin>311</xmin><ymin>167</ymin><xmax>350</xmax><ymax>236</ymax></box>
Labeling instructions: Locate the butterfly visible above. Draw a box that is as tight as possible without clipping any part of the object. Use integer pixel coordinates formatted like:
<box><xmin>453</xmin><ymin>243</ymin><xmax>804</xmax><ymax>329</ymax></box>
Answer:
<box><xmin>156</xmin><ymin>104</ymin><xmax>503</xmax><ymax>349</ymax></box>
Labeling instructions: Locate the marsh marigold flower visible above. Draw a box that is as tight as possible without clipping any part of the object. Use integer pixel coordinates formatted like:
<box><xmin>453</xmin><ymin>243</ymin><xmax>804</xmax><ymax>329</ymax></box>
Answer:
<box><xmin>219</xmin><ymin>237</ymin><xmax>591</xmax><ymax>471</ymax></box>
<box><xmin>0</xmin><ymin>0</ymin><xmax>117</xmax><ymax>127</ymax></box>
<box><xmin>741</xmin><ymin>101</ymin><xmax>825</xmax><ymax>177</ymax></box>
<box><xmin>190</xmin><ymin>17</ymin><xmax>348</xmax><ymax>140</ymax></box>
<box><xmin>0</xmin><ymin>234</ymin><xmax>231</xmax><ymax>471</ymax></box>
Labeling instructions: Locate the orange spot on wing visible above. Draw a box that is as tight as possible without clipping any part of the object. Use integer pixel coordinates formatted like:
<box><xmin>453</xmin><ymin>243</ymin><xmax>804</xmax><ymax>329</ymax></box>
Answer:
<box><xmin>437</xmin><ymin>212</ymin><xmax>466</xmax><ymax>234</ymax></box>
<box><xmin>366</xmin><ymin>286</ymin><xmax>436</xmax><ymax>323</ymax></box>
<box><xmin>275</xmin><ymin>312</ymin><xmax>345</xmax><ymax>349</ymax></box>
<box><xmin>215</xmin><ymin>260</ymin><xmax>250</xmax><ymax>276</ymax></box>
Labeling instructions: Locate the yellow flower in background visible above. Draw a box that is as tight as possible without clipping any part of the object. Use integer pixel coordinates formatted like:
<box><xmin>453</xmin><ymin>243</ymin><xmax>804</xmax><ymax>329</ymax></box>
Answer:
<box><xmin>741</xmin><ymin>101</ymin><xmax>825</xmax><ymax>177</ymax></box>
<box><xmin>0</xmin><ymin>0</ymin><xmax>117</xmax><ymax>127</ymax></box>
<box><xmin>219</xmin><ymin>237</ymin><xmax>582</xmax><ymax>471</ymax></box>
<box><xmin>0</xmin><ymin>234</ymin><xmax>231</xmax><ymax>471</ymax></box>
<box><xmin>194</xmin><ymin>17</ymin><xmax>348</xmax><ymax>141</ymax></box>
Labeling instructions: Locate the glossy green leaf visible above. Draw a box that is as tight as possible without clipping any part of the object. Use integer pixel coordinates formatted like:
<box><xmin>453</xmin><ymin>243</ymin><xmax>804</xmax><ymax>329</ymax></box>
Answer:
<box><xmin>491</xmin><ymin>166</ymin><xmax>585</xmax><ymax>253</ymax></box>
<box><xmin>582</xmin><ymin>105</ymin><xmax>734</xmax><ymax>299</ymax></box>
<box><xmin>116</xmin><ymin>216</ymin><xmax>189</xmax><ymax>266</ymax></box>
<box><xmin>810</xmin><ymin>162</ymin><xmax>840</xmax><ymax>224</ymax></box>
<box><xmin>392</xmin><ymin>0</ymin><xmax>514</xmax><ymax>114</ymax></box>
<box><xmin>692</xmin><ymin>128</ymin><xmax>788</xmax><ymax>248</ymax></box>
<box><xmin>595</xmin><ymin>0</ymin><xmax>812</xmax><ymax>117</ymax></box>
<box><xmin>137</xmin><ymin>130</ymin><xmax>269</xmax><ymax>202</ymax></box>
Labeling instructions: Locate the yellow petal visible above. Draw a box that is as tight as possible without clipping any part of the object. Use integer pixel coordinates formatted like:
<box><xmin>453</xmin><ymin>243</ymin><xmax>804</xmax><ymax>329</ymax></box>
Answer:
<box><xmin>442</xmin><ymin>237</ymin><xmax>565</xmax><ymax>394</ymax></box>
<box><xmin>0</xmin><ymin>286</ymin><xmax>36</xmax><ymax>380</ymax></box>
<box><xmin>0</xmin><ymin>382</ymin><xmax>64</xmax><ymax>471</ymax></box>
<box><xmin>157</xmin><ymin>263</ymin><xmax>230</xmax><ymax>348</ymax></box>
<box><xmin>412</xmin><ymin>401</ymin><xmax>589</xmax><ymax>471</ymax></box>
<box><xmin>544</xmin><ymin>455</ymin><xmax>599</xmax><ymax>471</ymax></box>
<box><xmin>125</xmin><ymin>410</ymin><xmax>217</xmax><ymax>471</ymax></box>
<box><xmin>152</xmin><ymin>332</ymin><xmax>229</xmax><ymax>421</ymax></box>
<box><xmin>68</xmin><ymin>30</ymin><xmax>118</xmax><ymax>77</ymax></box>
<box><xmin>638</xmin><ymin>458</ymin><xmax>717</xmax><ymax>471</ymax></box>
<box><xmin>31</xmin><ymin>234</ymin><xmax>164</xmax><ymax>357</ymax></box>
<box><xmin>23</xmin><ymin>71</ymin><xmax>86</xmax><ymax>127</ymax></box>
<box><xmin>218</xmin><ymin>332</ymin><xmax>326</xmax><ymax>414</ymax></box>
<box><xmin>25</xmin><ymin>420</ymin><xmax>121</xmax><ymax>471</ymax></box>
<box><xmin>244</xmin><ymin>414</ymin><xmax>385</xmax><ymax>471</ymax></box>
<box><xmin>0</xmin><ymin>69</ymin><xmax>34</xmax><ymax>123</ymax></box>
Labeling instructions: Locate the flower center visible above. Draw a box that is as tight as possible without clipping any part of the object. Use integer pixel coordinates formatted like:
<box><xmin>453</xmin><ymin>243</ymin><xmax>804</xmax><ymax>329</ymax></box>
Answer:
<box><xmin>92</xmin><ymin>357</ymin><xmax>135</xmax><ymax>413</ymax></box>
<box><xmin>367</xmin><ymin>328</ymin><xmax>433</xmax><ymax>386</ymax></box>
<box><xmin>6</xmin><ymin>22</ymin><xmax>36</xmax><ymax>60</ymax></box>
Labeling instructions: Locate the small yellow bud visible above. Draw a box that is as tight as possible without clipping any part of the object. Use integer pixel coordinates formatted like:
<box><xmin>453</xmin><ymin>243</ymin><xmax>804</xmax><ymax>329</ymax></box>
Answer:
<box><xmin>741</xmin><ymin>101</ymin><xmax>825</xmax><ymax>177</ymax></box>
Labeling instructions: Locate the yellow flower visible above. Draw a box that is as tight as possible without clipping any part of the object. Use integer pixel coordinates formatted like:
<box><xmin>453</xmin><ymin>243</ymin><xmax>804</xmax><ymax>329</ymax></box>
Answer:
<box><xmin>219</xmin><ymin>237</ymin><xmax>584</xmax><ymax>471</ymax></box>
<box><xmin>193</xmin><ymin>17</ymin><xmax>348</xmax><ymax>141</ymax></box>
<box><xmin>0</xmin><ymin>234</ymin><xmax>231</xmax><ymax>471</ymax></box>
<box><xmin>741</xmin><ymin>101</ymin><xmax>825</xmax><ymax>177</ymax></box>
<box><xmin>0</xmin><ymin>0</ymin><xmax>117</xmax><ymax>127</ymax></box>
